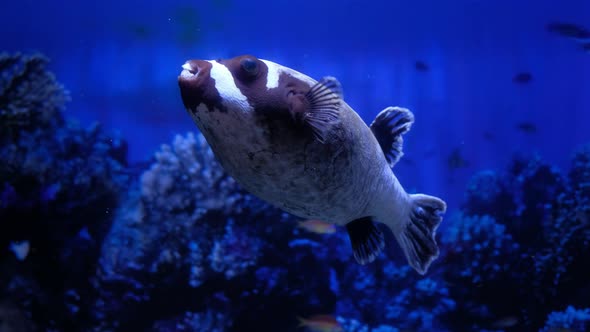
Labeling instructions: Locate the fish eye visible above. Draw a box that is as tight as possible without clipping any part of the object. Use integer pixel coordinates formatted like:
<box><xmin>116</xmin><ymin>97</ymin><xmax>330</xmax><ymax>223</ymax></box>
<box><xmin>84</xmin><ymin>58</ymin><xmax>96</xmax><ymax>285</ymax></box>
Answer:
<box><xmin>240</xmin><ymin>58</ymin><xmax>259</xmax><ymax>76</ymax></box>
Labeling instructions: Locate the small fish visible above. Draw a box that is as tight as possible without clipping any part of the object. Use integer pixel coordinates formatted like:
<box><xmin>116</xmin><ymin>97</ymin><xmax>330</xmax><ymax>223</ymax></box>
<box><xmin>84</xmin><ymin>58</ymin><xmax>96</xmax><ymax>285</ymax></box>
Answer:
<box><xmin>491</xmin><ymin>315</ymin><xmax>519</xmax><ymax>329</ymax></box>
<box><xmin>447</xmin><ymin>148</ymin><xmax>469</xmax><ymax>170</ymax></box>
<box><xmin>297</xmin><ymin>315</ymin><xmax>343</xmax><ymax>332</ymax></box>
<box><xmin>112</xmin><ymin>20</ymin><xmax>155</xmax><ymax>43</ymax></box>
<box><xmin>580</xmin><ymin>42</ymin><xmax>590</xmax><ymax>54</ymax></box>
<box><xmin>423</xmin><ymin>148</ymin><xmax>437</xmax><ymax>158</ymax></box>
<box><xmin>0</xmin><ymin>300</ymin><xmax>32</xmax><ymax>332</ymax></box>
<box><xmin>483</xmin><ymin>131</ymin><xmax>495</xmax><ymax>141</ymax></box>
<box><xmin>414</xmin><ymin>61</ymin><xmax>429</xmax><ymax>72</ymax></box>
<box><xmin>298</xmin><ymin>219</ymin><xmax>337</xmax><ymax>234</ymax></box>
<box><xmin>516</xmin><ymin>122</ymin><xmax>537</xmax><ymax>134</ymax></box>
<box><xmin>132</xmin><ymin>25</ymin><xmax>151</xmax><ymax>38</ymax></box>
<box><xmin>513</xmin><ymin>72</ymin><xmax>532</xmax><ymax>84</ymax></box>
<box><xmin>77</xmin><ymin>227</ymin><xmax>93</xmax><ymax>241</ymax></box>
<box><xmin>40</xmin><ymin>183</ymin><xmax>61</xmax><ymax>202</ymax></box>
<box><xmin>546</xmin><ymin>22</ymin><xmax>590</xmax><ymax>41</ymax></box>
<box><xmin>9</xmin><ymin>241</ymin><xmax>30</xmax><ymax>261</ymax></box>
<box><xmin>173</xmin><ymin>5</ymin><xmax>203</xmax><ymax>46</ymax></box>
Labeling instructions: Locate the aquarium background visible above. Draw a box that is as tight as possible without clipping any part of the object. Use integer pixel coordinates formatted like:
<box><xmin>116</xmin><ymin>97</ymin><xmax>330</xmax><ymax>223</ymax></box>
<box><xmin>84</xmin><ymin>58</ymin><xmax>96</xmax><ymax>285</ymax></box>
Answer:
<box><xmin>1</xmin><ymin>0</ymin><xmax>589</xmax><ymax>331</ymax></box>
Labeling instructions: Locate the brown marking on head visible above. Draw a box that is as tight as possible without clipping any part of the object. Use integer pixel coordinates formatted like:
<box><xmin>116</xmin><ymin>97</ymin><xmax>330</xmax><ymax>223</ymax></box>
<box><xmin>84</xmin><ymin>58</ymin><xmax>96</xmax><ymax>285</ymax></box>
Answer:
<box><xmin>178</xmin><ymin>55</ymin><xmax>318</xmax><ymax>142</ymax></box>
<box><xmin>178</xmin><ymin>59</ymin><xmax>225</xmax><ymax>112</ymax></box>
<box><xmin>218</xmin><ymin>55</ymin><xmax>283</xmax><ymax>111</ymax></box>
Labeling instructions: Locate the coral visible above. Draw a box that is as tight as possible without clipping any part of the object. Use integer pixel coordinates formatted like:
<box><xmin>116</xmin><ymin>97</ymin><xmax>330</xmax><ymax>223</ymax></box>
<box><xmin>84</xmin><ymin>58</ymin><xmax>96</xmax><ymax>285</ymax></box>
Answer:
<box><xmin>0</xmin><ymin>121</ymin><xmax>128</xmax><ymax>213</ymax></box>
<box><xmin>92</xmin><ymin>132</ymin><xmax>271</xmax><ymax>330</ymax></box>
<box><xmin>567</xmin><ymin>143</ymin><xmax>590</xmax><ymax>223</ymax></box>
<box><xmin>441</xmin><ymin>213</ymin><xmax>520</xmax><ymax>285</ymax></box>
<box><xmin>0</xmin><ymin>53</ymin><xmax>69</xmax><ymax>140</ymax></box>
<box><xmin>4</xmin><ymin>52</ymin><xmax>590</xmax><ymax>332</ymax></box>
<box><xmin>332</xmin><ymin>252</ymin><xmax>455</xmax><ymax>332</ymax></box>
<box><xmin>209</xmin><ymin>219</ymin><xmax>262</xmax><ymax>280</ymax></box>
<box><xmin>384</xmin><ymin>278</ymin><xmax>455</xmax><ymax>332</ymax></box>
<box><xmin>508</xmin><ymin>155</ymin><xmax>565</xmax><ymax>244</ymax></box>
<box><xmin>540</xmin><ymin>306</ymin><xmax>590</xmax><ymax>332</ymax></box>
<box><xmin>463</xmin><ymin>156</ymin><xmax>565</xmax><ymax>245</ymax></box>
<box><xmin>0</xmin><ymin>53</ymin><xmax>128</xmax><ymax>332</ymax></box>
<box><xmin>446</xmin><ymin>148</ymin><xmax>590</xmax><ymax>331</ymax></box>
<box><xmin>150</xmin><ymin>310</ymin><xmax>232</xmax><ymax>332</ymax></box>
<box><xmin>95</xmin><ymin>133</ymin><xmax>249</xmax><ymax>287</ymax></box>
<box><xmin>463</xmin><ymin>170</ymin><xmax>515</xmax><ymax>222</ymax></box>
<box><xmin>439</xmin><ymin>213</ymin><xmax>525</xmax><ymax>330</ymax></box>
<box><xmin>529</xmin><ymin>146</ymin><xmax>590</xmax><ymax>314</ymax></box>
<box><xmin>140</xmin><ymin>132</ymin><xmax>240</xmax><ymax>215</ymax></box>
<box><xmin>337</xmin><ymin>317</ymin><xmax>400</xmax><ymax>332</ymax></box>
<box><xmin>92</xmin><ymin>130</ymin><xmax>355</xmax><ymax>332</ymax></box>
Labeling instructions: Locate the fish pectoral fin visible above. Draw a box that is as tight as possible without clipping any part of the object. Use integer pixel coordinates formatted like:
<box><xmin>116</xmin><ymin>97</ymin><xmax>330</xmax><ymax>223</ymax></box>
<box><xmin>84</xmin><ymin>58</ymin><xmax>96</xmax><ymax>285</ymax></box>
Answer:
<box><xmin>345</xmin><ymin>216</ymin><xmax>385</xmax><ymax>265</ymax></box>
<box><xmin>369</xmin><ymin>106</ymin><xmax>415</xmax><ymax>168</ymax></box>
<box><xmin>301</xmin><ymin>76</ymin><xmax>343</xmax><ymax>144</ymax></box>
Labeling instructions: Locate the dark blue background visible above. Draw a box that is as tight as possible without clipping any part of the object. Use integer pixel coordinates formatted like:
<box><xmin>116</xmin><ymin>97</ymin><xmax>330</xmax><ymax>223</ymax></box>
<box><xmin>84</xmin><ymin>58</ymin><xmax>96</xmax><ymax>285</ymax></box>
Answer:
<box><xmin>2</xmin><ymin>0</ymin><xmax>589</xmax><ymax>208</ymax></box>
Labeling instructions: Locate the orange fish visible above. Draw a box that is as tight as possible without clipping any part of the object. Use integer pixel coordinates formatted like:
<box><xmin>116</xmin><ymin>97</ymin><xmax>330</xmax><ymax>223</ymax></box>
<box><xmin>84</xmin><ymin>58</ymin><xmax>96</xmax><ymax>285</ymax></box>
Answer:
<box><xmin>297</xmin><ymin>315</ymin><xmax>343</xmax><ymax>332</ymax></box>
<box><xmin>298</xmin><ymin>220</ymin><xmax>337</xmax><ymax>234</ymax></box>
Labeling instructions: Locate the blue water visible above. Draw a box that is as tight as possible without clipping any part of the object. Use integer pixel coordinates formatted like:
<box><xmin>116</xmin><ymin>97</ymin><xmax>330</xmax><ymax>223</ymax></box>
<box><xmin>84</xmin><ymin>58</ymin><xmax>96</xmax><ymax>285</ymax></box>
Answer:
<box><xmin>1</xmin><ymin>1</ymin><xmax>590</xmax><ymax>331</ymax></box>
<box><xmin>4</xmin><ymin>0</ymin><xmax>590</xmax><ymax>205</ymax></box>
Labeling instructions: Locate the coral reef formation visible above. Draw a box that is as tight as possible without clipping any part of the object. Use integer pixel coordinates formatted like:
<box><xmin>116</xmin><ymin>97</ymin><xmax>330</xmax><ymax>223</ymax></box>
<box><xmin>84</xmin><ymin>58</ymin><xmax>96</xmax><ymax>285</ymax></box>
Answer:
<box><xmin>0</xmin><ymin>53</ymin><xmax>69</xmax><ymax>138</ymax></box>
<box><xmin>1</xmin><ymin>52</ymin><xmax>589</xmax><ymax>332</ymax></box>
<box><xmin>0</xmin><ymin>53</ymin><xmax>128</xmax><ymax>331</ymax></box>
<box><xmin>540</xmin><ymin>306</ymin><xmax>590</xmax><ymax>332</ymax></box>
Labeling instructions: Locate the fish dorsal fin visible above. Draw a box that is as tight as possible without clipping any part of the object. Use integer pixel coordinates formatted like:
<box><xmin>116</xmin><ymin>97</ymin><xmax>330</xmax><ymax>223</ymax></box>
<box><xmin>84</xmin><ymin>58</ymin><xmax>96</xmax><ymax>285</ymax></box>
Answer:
<box><xmin>302</xmin><ymin>76</ymin><xmax>343</xmax><ymax>143</ymax></box>
<box><xmin>369</xmin><ymin>106</ymin><xmax>415</xmax><ymax>168</ymax></box>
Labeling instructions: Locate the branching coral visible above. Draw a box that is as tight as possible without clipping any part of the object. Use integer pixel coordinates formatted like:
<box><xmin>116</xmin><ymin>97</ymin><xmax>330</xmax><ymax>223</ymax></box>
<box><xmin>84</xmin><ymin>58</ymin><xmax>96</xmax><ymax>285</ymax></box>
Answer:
<box><xmin>332</xmin><ymin>251</ymin><xmax>455</xmax><ymax>332</ymax></box>
<box><xmin>463</xmin><ymin>170</ymin><xmax>516</xmax><ymax>222</ymax></box>
<box><xmin>384</xmin><ymin>277</ymin><xmax>455</xmax><ymax>332</ymax></box>
<box><xmin>0</xmin><ymin>121</ymin><xmax>128</xmax><ymax>214</ymax></box>
<box><xmin>151</xmin><ymin>310</ymin><xmax>233</xmax><ymax>332</ymax></box>
<box><xmin>3</xmin><ymin>52</ymin><xmax>590</xmax><ymax>332</ymax></box>
<box><xmin>540</xmin><ymin>306</ymin><xmax>590</xmax><ymax>332</ymax></box>
<box><xmin>441</xmin><ymin>213</ymin><xmax>520</xmax><ymax>285</ymax></box>
<box><xmin>508</xmin><ymin>155</ymin><xmax>565</xmax><ymax>244</ymax></box>
<box><xmin>0</xmin><ymin>53</ymin><xmax>69</xmax><ymax>139</ymax></box>
<box><xmin>97</xmin><ymin>132</ymin><xmax>252</xmax><ymax>287</ymax></box>
<box><xmin>439</xmin><ymin>213</ymin><xmax>525</xmax><ymax>330</ymax></box>
<box><xmin>463</xmin><ymin>156</ymin><xmax>565</xmax><ymax>244</ymax></box>
<box><xmin>93</xmin><ymin>132</ymin><xmax>268</xmax><ymax>330</ymax></box>
<box><xmin>140</xmin><ymin>132</ymin><xmax>241</xmax><ymax>216</ymax></box>
<box><xmin>209</xmin><ymin>219</ymin><xmax>262</xmax><ymax>280</ymax></box>
<box><xmin>337</xmin><ymin>317</ymin><xmax>400</xmax><ymax>332</ymax></box>
<box><xmin>451</xmin><ymin>148</ymin><xmax>590</xmax><ymax>330</ymax></box>
<box><xmin>530</xmin><ymin>145</ymin><xmax>590</xmax><ymax>312</ymax></box>
<box><xmin>567</xmin><ymin>143</ymin><xmax>590</xmax><ymax>227</ymax></box>
<box><xmin>0</xmin><ymin>53</ymin><xmax>128</xmax><ymax>332</ymax></box>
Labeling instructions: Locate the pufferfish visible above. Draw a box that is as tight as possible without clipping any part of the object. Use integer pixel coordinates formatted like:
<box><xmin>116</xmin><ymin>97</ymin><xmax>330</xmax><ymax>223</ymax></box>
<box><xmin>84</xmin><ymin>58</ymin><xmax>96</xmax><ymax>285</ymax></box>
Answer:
<box><xmin>177</xmin><ymin>55</ymin><xmax>447</xmax><ymax>274</ymax></box>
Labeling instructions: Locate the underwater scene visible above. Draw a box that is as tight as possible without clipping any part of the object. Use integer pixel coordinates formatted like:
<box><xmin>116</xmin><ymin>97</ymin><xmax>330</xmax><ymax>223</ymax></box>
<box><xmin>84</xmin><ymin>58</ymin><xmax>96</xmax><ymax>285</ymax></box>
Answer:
<box><xmin>1</xmin><ymin>0</ymin><xmax>590</xmax><ymax>331</ymax></box>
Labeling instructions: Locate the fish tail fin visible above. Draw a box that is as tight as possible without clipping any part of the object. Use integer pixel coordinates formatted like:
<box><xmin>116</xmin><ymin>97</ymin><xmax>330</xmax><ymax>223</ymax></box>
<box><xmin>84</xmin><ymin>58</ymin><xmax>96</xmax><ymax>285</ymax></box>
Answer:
<box><xmin>393</xmin><ymin>193</ymin><xmax>446</xmax><ymax>275</ymax></box>
<box><xmin>296</xmin><ymin>316</ymin><xmax>307</xmax><ymax>328</ymax></box>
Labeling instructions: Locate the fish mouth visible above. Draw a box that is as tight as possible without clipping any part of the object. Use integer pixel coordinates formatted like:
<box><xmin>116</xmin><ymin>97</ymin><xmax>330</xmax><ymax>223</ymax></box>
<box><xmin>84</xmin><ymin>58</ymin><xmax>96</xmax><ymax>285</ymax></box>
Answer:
<box><xmin>178</xmin><ymin>60</ymin><xmax>205</xmax><ymax>82</ymax></box>
<box><xmin>178</xmin><ymin>59</ymin><xmax>212</xmax><ymax>111</ymax></box>
<box><xmin>180</xmin><ymin>63</ymin><xmax>197</xmax><ymax>77</ymax></box>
